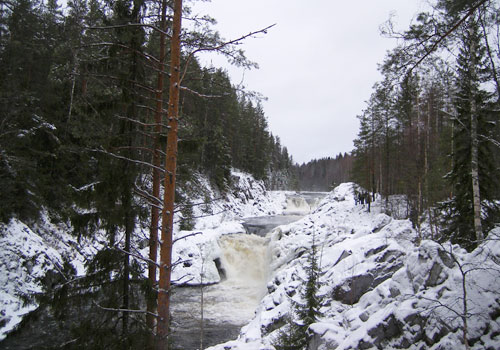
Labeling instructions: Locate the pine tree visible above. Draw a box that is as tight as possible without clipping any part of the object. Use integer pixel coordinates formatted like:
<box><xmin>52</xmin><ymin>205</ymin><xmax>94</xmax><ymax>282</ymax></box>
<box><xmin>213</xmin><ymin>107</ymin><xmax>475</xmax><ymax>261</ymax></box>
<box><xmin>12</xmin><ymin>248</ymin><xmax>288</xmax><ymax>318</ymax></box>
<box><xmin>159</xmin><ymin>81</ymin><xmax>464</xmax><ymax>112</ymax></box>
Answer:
<box><xmin>0</xmin><ymin>0</ymin><xmax>65</xmax><ymax>221</ymax></box>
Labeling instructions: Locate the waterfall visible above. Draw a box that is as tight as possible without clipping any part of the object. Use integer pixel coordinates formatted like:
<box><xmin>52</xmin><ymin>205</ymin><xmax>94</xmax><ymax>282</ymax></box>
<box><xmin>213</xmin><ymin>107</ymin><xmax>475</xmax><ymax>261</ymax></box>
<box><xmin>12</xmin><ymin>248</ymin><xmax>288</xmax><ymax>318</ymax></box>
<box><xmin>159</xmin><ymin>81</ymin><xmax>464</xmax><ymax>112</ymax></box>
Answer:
<box><xmin>216</xmin><ymin>234</ymin><xmax>270</xmax><ymax>310</ymax></box>
<box><xmin>218</xmin><ymin>234</ymin><xmax>269</xmax><ymax>288</ymax></box>
<box><xmin>284</xmin><ymin>192</ymin><xmax>326</xmax><ymax>215</ymax></box>
<box><xmin>284</xmin><ymin>195</ymin><xmax>311</xmax><ymax>215</ymax></box>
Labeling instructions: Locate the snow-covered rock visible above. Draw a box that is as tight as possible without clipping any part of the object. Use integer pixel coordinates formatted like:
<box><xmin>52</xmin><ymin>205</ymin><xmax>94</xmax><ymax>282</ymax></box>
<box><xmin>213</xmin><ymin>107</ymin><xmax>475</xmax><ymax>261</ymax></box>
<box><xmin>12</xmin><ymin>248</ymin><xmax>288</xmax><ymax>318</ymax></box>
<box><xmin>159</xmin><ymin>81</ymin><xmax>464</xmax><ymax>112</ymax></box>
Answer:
<box><xmin>0</xmin><ymin>212</ymin><xmax>105</xmax><ymax>341</ymax></box>
<box><xmin>208</xmin><ymin>183</ymin><xmax>500</xmax><ymax>350</ymax></box>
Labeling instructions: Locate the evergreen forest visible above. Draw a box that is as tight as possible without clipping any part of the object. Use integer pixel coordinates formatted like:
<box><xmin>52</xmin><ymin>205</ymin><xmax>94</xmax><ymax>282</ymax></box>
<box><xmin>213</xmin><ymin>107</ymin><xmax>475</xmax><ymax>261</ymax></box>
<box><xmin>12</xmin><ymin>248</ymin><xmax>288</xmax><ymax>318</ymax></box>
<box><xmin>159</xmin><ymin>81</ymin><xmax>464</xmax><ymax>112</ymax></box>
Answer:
<box><xmin>294</xmin><ymin>153</ymin><xmax>353</xmax><ymax>191</ymax></box>
<box><xmin>0</xmin><ymin>0</ymin><xmax>293</xmax><ymax>348</ymax></box>
<box><xmin>351</xmin><ymin>0</ymin><xmax>500</xmax><ymax>250</ymax></box>
<box><xmin>0</xmin><ymin>0</ymin><xmax>293</xmax><ymax>224</ymax></box>
<box><xmin>2</xmin><ymin>0</ymin><xmax>500</xmax><ymax>349</ymax></box>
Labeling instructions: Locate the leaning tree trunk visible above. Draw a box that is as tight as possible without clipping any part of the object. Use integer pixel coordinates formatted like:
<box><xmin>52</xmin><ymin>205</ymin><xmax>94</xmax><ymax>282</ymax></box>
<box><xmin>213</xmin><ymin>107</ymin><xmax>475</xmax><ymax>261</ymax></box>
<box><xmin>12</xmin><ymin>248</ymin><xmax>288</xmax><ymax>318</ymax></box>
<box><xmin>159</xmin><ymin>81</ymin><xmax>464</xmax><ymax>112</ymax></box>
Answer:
<box><xmin>156</xmin><ymin>0</ymin><xmax>182</xmax><ymax>348</ymax></box>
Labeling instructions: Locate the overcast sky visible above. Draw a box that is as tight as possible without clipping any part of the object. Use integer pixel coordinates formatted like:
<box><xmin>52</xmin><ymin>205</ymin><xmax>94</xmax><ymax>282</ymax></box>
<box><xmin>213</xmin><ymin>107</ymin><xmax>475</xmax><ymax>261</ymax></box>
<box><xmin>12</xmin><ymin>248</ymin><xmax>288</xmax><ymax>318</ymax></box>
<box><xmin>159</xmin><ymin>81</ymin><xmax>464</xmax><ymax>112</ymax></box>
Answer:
<box><xmin>191</xmin><ymin>0</ymin><xmax>426</xmax><ymax>164</ymax></box>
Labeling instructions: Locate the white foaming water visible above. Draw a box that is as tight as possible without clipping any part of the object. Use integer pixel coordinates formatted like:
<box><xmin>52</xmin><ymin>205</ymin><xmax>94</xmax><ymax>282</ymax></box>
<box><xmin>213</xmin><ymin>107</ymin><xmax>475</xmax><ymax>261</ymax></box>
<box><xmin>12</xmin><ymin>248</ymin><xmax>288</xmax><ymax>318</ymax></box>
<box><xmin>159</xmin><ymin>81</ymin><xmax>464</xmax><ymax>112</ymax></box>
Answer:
<box><xmin>211</xmin><ymin>233</ymin><xmax>270</xmax><ymax>323</ymax></box>
<box><xmin>171</xmin><ymin>233</ymin><xmax>270</xmax><ymax>326</ymax></box>
<box><xmin>219</xmin><ymin>234</ymin><xmax>269</xmax><ymax>287</ymax></box>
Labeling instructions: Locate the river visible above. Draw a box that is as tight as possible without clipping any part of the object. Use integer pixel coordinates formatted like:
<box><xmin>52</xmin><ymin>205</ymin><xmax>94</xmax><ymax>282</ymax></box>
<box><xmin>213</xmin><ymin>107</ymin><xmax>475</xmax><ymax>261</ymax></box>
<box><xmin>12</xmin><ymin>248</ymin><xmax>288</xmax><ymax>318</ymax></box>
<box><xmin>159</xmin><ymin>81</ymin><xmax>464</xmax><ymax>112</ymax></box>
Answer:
<box><xmin>170</xmin><ymin>191</ymin><xmax>326</xmax><ymax>349</ymax></box>
<box><xmin>0</xmin><ymin>192</ymin><xmax>326</xmax><ymax>349</ymax></box>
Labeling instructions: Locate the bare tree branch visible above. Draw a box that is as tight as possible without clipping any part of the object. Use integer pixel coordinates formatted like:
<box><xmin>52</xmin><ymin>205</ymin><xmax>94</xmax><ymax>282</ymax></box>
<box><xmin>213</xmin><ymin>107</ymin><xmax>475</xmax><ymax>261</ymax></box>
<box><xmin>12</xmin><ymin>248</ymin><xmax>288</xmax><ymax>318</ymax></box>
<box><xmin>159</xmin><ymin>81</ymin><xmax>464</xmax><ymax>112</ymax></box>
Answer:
<box><xmin>93</xmin><ymin>300</ymin><xmax>159</xmax><ymax>318</ymax></box>
<box><xmin>409</xmin><ymin>0</ymin><xmax>489</xmax><ymax>73</ymax></box>
<box><xmin>87</xmin><ymin>23</ymin><xmax>172</xmax><ymax>39</ymax></box>
<box><xmin>89</xmin><ymin>147</ymin><xmax>168</xmax><ymax>174</ymax></box>
<box><xmin>180</xmin><ymin>24</ymin><xmax>276</xmax><ymax>84</ymax></box>
<box><xmin>173</xmin><ymin>231</ymin><xmax>202</xmax><ymax>245</ymax></box>
<box><xmin>113</xmin><ymin>245</ymin><xmax>160</xmax><ymax>268</ymax></box>
<box><xmin>116</xmin><ymin>114</ymin><xmax>169</xmax><ymax>129</ymax></box>
<box><xmin>180</xmin><ymin>85</ymin><xmax>225</xmax><ymax>98</ymax></box>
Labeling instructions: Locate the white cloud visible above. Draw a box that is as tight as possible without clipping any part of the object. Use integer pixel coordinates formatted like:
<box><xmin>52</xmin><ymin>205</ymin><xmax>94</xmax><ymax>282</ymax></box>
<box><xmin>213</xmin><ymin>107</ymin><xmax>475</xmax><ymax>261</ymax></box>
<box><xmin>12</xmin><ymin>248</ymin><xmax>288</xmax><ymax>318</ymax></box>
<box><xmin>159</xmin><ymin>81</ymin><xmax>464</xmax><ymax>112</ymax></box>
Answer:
<box><xmin>191</xmin><ymin>0</ymin><xmax>426</xmax><ymax>163</ymax></box>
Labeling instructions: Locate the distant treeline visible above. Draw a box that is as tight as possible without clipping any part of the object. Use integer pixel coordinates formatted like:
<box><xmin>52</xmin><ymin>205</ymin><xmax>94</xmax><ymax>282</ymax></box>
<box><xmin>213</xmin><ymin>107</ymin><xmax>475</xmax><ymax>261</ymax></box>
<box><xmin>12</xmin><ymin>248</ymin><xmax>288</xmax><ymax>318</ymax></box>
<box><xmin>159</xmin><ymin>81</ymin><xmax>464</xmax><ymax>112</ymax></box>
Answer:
<box><xmin>294</xmin><ymin>153</ymin><xmax>353</xmax><ymax>191</ymax></box>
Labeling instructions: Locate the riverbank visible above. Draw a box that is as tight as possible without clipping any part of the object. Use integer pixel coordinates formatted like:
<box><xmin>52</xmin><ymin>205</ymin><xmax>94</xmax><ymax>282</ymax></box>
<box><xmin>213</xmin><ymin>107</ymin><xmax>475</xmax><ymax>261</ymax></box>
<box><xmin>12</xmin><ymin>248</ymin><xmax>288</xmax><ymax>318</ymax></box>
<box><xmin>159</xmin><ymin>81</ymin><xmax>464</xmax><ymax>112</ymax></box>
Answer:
<box><xmin>0</xmin><ymin>170</ymin><xmax>300</xmax><ymax>348</ymax></box>
<box><xmin>208</xmin><ymin>183</ymin><xmax>500</xmax><ymax>350</ymax></box>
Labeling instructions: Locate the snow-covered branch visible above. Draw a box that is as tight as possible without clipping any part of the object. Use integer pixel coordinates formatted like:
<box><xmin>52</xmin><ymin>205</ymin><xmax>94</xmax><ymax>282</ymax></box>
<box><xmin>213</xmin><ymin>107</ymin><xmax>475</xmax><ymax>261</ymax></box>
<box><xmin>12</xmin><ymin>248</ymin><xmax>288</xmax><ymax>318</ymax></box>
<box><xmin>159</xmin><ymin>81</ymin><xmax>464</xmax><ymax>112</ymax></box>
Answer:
<box><xmin>180</xmin><ymin>85</ymin><xmax>225</xmax><ymax>99</ymax></box>
<box><xmin>89</xmin><ymin>147</ymin><xmax>168</xmax><ymax>175</ymax></box>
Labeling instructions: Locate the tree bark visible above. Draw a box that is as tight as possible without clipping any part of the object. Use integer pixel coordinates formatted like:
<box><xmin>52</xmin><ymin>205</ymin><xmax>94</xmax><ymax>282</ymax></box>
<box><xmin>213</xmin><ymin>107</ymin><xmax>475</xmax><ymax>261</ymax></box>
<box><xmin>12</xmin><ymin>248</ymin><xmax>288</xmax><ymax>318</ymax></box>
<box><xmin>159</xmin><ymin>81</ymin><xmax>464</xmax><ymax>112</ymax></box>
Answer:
<box><xmin>425</xmin><ymin>95</ymin><xmax>435</xmax><ymax>240</ymax></box>
<box><xmin>156</xmin><ymin>0</ymin><xmax>182</xmax><ymax>348</ymax></box>
<box><xmin>469</xmin><ymin>21</ymin><xmax>484</xmax><ymax>242</ymax></box>
<box><xmin>479</xmin><ymin>7</ymin><xmax>500</xmax><ymax>103</ymax></box>
<box><xmin>416</xmin><ymin>89</ymin><xmax>422</xmax><ymax>238</ymax></box>
<box><xmin>147</xmin><ymin>0</ymin><xmax>167</xmax><ymax>346</ymax></box>
<box><xmin>470</xmin><ymin>92</ymin><xmax>483</xmax><ymax>241</ymax></box>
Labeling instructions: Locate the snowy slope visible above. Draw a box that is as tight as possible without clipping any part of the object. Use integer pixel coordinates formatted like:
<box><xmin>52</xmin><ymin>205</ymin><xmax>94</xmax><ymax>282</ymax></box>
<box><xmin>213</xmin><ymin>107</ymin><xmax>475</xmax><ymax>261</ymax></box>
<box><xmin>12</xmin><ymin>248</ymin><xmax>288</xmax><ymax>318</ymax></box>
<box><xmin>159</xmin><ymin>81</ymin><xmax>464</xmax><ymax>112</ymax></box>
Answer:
<box><xmin>0</xmin><ymin>170</ymin><xmax>287</xmax><ymax>340</ymax></box>
<box><xmin>0</xmin><ymin>211</ymin><xmax>108</xmax><ymax>341</ymax></box>
<box><xmin>209</xmin><ymin>183</ymin><xmax>500</xmax><ymax>350</ymax></box>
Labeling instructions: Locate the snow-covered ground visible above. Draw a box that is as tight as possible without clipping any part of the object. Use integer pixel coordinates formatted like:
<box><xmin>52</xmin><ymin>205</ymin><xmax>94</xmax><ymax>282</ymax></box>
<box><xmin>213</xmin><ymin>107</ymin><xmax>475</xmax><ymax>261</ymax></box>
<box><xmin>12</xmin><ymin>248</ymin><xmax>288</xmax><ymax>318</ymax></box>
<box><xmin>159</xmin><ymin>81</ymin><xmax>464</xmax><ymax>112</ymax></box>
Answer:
<box><xmin>208</xmin><ymin>183</ymin><xmax>500</xmax><ymax>350</ymax></box>
<box><xmin>0</xmin><ymin>170</ymin><xmax>289</xmax><ymax>341</ymax></box>
<box><xmin>3</xmin><ymin>176</ymin><xmax>499</xmax><ymax>349</ymax></box>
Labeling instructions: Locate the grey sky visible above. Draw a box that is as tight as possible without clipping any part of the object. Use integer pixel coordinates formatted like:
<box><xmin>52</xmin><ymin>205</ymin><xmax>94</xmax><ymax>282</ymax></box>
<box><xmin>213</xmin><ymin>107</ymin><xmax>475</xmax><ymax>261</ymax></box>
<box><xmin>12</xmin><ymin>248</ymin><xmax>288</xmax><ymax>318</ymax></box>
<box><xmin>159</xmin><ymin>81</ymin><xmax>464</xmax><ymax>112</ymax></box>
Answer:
<box><xmin>191</xmin><ymin>0</ymin><xmax>426</xmax><ymax>164</ymax></box>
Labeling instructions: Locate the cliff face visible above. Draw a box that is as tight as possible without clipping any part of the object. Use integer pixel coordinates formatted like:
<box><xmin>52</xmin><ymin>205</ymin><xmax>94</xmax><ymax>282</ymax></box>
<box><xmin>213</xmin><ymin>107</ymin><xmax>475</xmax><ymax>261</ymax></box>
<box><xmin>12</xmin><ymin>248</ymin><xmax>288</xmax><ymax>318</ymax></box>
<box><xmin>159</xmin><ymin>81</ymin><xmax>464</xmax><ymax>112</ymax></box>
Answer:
<box><xmin>0</xmin><ymin>212</ymin><xmax>101</xmax><ymax>341</ymax></box>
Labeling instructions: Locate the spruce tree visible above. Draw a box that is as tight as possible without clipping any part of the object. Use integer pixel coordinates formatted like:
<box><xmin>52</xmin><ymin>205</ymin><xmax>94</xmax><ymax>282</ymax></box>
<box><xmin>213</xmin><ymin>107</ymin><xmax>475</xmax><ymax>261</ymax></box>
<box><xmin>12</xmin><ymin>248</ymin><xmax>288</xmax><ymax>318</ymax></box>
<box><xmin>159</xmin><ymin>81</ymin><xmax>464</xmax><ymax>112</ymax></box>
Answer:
<box><xmin>274</xmin><ymin>233</ymin><xmax>323</xmax><ymax>350</ymax></box>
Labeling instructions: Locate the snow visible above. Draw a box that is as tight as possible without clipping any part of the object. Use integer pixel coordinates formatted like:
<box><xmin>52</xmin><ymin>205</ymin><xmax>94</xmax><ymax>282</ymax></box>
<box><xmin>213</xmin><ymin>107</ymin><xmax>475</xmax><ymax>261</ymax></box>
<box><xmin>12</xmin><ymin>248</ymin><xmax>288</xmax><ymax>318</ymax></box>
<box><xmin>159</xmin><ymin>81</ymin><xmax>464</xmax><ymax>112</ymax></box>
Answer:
<box><xmin>207</xmin><ymin>183</ymin><xmax>500</xmax><ymax>350</ymax></box>
<box><xmin>0</xmin><ymin>170</ymin><xmax>287</xmax><ymax>339</ymax></box>
<box><xmin>2</xmin><ymin>175</ymin><xmax>500</xmax><ymax>349</ymax></box>
<box><xmin>0</xmin><ymin>219</ymin><xmax>56</xmax><ymax>340</ymax></box>
<box><xmin>0</xmin><ymin>211</ymin><xmax>107</xmax><ymax>341</ymax></box>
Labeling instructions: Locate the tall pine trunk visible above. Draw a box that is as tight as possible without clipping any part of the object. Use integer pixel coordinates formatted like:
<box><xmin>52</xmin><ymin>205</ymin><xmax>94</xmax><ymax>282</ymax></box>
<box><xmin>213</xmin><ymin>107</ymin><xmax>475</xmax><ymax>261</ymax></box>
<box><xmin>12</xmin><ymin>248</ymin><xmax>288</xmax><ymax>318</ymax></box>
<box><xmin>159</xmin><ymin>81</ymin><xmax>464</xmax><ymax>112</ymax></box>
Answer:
<box><xmin>147</xmin><ymin>0</ymin><xmax>168</xmax><ymax>346</ymax></box>
<box><xmin>156</xmin><ymin>0</ymin><xmax>182</xmax><ymax>348</ymax></box>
